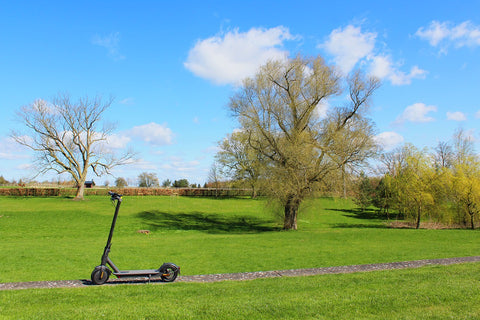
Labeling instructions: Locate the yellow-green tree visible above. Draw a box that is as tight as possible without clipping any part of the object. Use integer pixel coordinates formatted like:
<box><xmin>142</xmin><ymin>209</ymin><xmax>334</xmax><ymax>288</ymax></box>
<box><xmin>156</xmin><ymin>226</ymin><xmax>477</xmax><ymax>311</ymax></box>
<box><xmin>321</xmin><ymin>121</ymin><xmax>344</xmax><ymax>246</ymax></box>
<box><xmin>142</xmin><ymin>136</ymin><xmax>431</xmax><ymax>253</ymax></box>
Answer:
<box><xmin>449</xmin><ymin>130</ymin><xmax>480</xmax><ymax>229</ymax></box>
<box><xmin>451</xmin><ymin>164</ymin><xmax>480</xmax><ymax>229</ymax></box>
<box><xmin>229</xmin><ymin>55</ymin><xmax>380</xmax><ymax>230</ymax></box>
<box><xmin>216</xmin><ymin>131</ymin><xmax>264</xmax><ymax>198</ymax></box>
<box><xmin>391</xmin><ymin>145</ymin><xmax>436</xmax><ymax>229</ymax></box>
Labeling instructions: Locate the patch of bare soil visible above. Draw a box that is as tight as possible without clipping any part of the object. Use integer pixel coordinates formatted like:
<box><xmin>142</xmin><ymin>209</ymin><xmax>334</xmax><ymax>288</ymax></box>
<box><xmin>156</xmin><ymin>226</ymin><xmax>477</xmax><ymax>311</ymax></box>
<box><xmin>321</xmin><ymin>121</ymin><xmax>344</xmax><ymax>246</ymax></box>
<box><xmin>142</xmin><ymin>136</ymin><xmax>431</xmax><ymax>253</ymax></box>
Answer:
<box><xmin>388</xmin><ymin>221</ymin><xmax>465</xmax><ymax>229</ymax></box>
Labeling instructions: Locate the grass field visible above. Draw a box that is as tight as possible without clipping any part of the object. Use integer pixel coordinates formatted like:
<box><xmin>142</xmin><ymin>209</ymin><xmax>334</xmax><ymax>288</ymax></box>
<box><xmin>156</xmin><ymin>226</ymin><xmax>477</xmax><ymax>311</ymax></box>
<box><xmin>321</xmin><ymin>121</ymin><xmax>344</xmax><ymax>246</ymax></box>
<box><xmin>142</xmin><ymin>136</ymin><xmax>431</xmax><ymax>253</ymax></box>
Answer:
<box><xmin>1</xmin><ymin>195</ymin><xmax>479</xmax><ymax>318</ymax></box>
<box><xmin>1</xmin><ymin>263</ymin><xmax>480</xmax><ymax>319</ymax></box>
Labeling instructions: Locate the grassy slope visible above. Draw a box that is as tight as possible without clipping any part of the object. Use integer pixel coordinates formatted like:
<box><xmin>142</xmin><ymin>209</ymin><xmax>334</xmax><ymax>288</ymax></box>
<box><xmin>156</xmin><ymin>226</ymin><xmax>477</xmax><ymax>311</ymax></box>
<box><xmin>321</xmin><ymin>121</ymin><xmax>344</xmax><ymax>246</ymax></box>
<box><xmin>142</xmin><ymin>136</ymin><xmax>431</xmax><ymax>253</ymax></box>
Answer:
<box><xmin>1</xmin><ymin>263</ymin><xmax>480</xmax><ymax>319</ymax></box>
<box><xmin>0</xmin><ymin>196</ymin><xmax>479</xmax><ymax>283</ymax></box>
<box><xmin>1</xmin><ymin>195</ymin><xmax>480</xmax><ymax>319</ymax></box>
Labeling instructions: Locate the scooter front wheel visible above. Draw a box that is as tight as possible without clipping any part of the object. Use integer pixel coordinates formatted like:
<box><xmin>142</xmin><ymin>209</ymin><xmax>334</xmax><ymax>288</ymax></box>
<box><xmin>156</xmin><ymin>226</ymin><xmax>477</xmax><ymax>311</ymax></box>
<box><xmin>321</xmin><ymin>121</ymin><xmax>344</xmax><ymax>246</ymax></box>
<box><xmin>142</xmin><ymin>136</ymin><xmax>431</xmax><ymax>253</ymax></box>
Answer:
<box><xmin>160</xmin><ymin>263</ymin><xmax>179</xmax><ymax>282</ymax></box>
<box><xmin>91</xmin><ymin>266</ymin><xmax>110</xmax><ymax>285</ymax></box>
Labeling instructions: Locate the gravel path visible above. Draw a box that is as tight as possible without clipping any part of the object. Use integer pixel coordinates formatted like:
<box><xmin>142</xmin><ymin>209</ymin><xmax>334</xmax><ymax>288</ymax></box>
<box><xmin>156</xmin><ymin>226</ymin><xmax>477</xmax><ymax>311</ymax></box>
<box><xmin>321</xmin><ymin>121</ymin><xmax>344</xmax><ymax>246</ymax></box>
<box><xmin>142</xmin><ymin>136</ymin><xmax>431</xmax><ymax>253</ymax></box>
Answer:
<box><xmin>2</xmin><ymin>256</ymin><xmax>479</xmax><ymax>291</ymax></box>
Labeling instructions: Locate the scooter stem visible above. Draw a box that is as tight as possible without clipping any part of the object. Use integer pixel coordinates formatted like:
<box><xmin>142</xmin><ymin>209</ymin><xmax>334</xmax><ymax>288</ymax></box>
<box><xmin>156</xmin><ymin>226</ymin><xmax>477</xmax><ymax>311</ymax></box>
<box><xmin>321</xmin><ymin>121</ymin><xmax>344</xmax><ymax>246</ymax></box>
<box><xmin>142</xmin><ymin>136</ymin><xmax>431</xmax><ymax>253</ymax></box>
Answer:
<box><xmin>101</xmin><ymin>196</ymin><xmax>122</xmax><ymax>265</ymax></box>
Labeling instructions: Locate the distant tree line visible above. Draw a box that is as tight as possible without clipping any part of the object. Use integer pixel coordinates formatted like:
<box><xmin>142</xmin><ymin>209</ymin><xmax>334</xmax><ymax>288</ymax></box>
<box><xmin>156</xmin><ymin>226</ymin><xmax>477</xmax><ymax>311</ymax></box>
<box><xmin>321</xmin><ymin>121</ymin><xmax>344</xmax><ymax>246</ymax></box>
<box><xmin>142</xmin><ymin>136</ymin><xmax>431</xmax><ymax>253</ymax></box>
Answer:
<box><xmin>112</xmin><ymin>172</ymin><xmax>202</xmax><ymax>189</ymax></box>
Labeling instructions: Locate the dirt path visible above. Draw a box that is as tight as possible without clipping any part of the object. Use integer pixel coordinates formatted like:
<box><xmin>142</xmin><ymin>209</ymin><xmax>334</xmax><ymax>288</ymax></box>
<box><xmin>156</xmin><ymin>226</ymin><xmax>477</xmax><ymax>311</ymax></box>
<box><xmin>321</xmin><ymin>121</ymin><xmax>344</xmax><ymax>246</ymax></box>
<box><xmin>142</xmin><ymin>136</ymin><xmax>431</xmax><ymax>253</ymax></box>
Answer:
<box><xmin>2</xmin><ymin>256</ymin><xmax>480</xmax><ymax>291</ymax></box>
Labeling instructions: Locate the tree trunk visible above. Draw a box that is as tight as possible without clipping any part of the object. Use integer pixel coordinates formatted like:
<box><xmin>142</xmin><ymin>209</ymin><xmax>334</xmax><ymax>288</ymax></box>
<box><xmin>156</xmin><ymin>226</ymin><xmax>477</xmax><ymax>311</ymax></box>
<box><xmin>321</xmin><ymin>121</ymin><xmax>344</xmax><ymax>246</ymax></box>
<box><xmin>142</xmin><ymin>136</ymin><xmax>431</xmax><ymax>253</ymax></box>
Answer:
<box><xmin>342</xmin><ymin>166</ymin><xmax>347</xmax><ymax>199</ymax></box>
<box><xmin>75</xmin><ymin>182</ymin><xmax>85</xmax><ymax>201</ymax></box>
<box><xmin>470</xmin><ymin>213</ymin><xmax>475</xmax><ymax>230</ymax></box>
<box><xmin>416</xmin><ymin>206</ymin><xmax>421</xmax><ymax>229</ymax></box>
<box><xmin>284</xmin><ymin>196</ymin><xmax>300</xmax><ymax>230</ymax></box>
<box><xmin>251</xmin><ymin>186</ymin><xmax>257</xmax><ymax>199</ymax></box>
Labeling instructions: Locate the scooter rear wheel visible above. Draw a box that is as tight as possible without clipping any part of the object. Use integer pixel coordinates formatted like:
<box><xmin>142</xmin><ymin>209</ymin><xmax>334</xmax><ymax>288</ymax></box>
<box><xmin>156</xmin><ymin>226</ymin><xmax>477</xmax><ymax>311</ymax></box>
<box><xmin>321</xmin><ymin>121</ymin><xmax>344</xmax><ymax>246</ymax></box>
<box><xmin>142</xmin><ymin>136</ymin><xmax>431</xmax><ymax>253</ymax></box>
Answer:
<box><xmin>160</xmin><ymin>263</ymin><xmax>179</xmax><ymax>282</ymax></box>
<box><xmin>91</xmin><ymin>266</ymin><xmax>110</xmax><ymax>285</ymax></box>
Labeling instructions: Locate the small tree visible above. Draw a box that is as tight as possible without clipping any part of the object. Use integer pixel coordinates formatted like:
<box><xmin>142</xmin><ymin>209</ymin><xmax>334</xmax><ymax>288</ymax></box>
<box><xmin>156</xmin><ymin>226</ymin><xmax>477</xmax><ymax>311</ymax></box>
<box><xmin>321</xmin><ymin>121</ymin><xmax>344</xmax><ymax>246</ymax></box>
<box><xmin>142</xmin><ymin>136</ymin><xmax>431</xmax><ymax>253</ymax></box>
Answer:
<box><xmin>0</xmin><ymin>176</ymin><xmax>9</xmax><ymax>185</ymax></box>
<box><xmin>393</xmin><ymin>145</ymin><xmax>436</xmax><ymax>229</ymax></box>
<box><xmin>172</xmin><ymin>179</ymin><xmax>189</xmax><ymax>188</ymax></box>
<box><xmin>451</xmin><ymin>165</ymin><xmax>480</xmax><ymax>229</ymax></box>
<box><xmin>371</xmin><ymin>176</ymin><xmax>394</xmax><ymax>219</ymax></box>
<box><xmin>138</xmin><ymin>172</ymin><xmax>159</xmax><ymax>188</ymax></box>
<box><xmin>115</xmin><ymin>177</ymin><xmax>128</xmax><ymax>188</ymax></box>
<box><xmin>216</xmin><ymin>131</ymin><xmax>264</xmax><ymax>198</ymax></box>
<box><xmin>353</xmin><ymin>172</ymin><xmax>374</xmax><ymax>211</ymax></box>
<box><xmin>208</xmin><ymin>162</ymin><xmax>223</xmax><ymax>198</ymax></box>
<box><xmin>161</xmin><ymin>179</ymin><xmax>172</xmax><ymax>188</ymax></box>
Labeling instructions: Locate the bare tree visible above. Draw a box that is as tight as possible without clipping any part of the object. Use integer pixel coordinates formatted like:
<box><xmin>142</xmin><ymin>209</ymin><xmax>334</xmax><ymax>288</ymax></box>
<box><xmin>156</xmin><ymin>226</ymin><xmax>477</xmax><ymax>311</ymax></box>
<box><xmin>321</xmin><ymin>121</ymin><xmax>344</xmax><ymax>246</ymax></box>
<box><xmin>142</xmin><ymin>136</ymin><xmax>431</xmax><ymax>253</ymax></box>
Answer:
<box><xmin>230</xmin><ymin>55</ymin><xmax>380</xmax><ymax>230</ymax></box>
<box><xmin>208</xmin><ymin>162</ymin><xmax>223</xmax><ymax>198</ymax></box>
<box><xmin>11</xmin><ymin>94</ymin><xmax>135</xmax><ymax>200</ymax></box>
<box><xmin>138</xmin><ymin>172</ymin><xmax>160</xmax><ymax>188</ymax></box>
<box><xmin>433</xmin><ymin>141</ymin><xmax>454</xmax><ymax>170</ymax></box>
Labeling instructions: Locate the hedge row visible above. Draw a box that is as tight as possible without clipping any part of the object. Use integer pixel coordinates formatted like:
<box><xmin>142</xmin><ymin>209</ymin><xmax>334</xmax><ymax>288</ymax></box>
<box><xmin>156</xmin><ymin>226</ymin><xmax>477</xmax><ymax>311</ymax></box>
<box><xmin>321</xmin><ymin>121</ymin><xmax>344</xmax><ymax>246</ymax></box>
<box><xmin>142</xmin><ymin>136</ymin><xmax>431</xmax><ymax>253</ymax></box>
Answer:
<box><xmin>0</xmin><ymin>187</ymin><xmax>252</xmax><ymax>198</ymax></box>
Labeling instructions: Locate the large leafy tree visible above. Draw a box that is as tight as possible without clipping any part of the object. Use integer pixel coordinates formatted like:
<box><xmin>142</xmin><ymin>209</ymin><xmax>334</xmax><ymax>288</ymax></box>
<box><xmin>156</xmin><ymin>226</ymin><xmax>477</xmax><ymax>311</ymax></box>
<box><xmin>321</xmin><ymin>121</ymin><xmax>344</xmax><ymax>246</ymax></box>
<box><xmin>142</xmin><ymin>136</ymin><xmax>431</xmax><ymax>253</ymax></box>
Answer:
<box><xmin>229</xmin><ymin>55</ymin><xmax>380</xmax><ymax>230</ymax></box>
<box><xmin>12</xmin><ymin>94</ymin><xmax>135</xmax><ymax>200</ymax></box>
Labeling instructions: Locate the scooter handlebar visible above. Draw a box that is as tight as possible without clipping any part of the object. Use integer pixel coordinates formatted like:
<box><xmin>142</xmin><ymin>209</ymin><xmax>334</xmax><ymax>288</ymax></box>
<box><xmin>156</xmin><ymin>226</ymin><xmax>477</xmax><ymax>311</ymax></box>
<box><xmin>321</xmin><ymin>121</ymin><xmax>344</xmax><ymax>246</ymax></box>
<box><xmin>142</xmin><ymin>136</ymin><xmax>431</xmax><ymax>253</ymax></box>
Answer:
<box><xmin>108</xmin><ymin>191</ymin><xmax>123</xmax><ymax>201</ymax></box>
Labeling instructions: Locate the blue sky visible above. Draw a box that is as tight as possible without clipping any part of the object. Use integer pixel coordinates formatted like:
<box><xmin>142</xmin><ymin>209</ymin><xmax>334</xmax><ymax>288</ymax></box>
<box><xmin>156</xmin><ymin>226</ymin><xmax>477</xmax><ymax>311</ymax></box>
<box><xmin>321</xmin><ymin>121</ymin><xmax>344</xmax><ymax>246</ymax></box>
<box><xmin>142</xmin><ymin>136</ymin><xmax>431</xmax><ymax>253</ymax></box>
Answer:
<box><xmin>1</xmin><ymin>1</ymin><xmax>479</xmax><ymax>185</ymax></box>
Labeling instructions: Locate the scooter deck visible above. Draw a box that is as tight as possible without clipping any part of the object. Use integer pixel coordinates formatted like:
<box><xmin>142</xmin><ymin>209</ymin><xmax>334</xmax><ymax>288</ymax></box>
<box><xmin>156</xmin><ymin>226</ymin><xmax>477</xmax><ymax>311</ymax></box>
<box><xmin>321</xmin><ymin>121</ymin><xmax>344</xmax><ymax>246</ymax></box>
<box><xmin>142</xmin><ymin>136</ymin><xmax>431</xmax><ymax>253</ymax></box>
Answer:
<box><xmin>114</xmin><ymin>269</ymin><xmax>160</xmax><ymax>277</ymax></box>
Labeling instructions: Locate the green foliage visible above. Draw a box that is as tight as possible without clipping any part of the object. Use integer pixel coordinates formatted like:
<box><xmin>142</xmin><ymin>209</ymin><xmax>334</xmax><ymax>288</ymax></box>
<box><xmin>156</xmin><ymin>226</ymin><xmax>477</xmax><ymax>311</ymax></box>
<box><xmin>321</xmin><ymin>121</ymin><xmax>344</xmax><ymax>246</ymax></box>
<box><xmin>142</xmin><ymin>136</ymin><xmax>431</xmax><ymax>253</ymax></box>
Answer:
<box><xmin>216</xmin><ymin>131</ymin><xmax>265</xmax><ymax>198</ymax></box>
<box><xmin>353</xmin><ymin>172</ymin><xmax>374</xmax><ymax>211</ymax></box>
<box><xmin>371</xmin><ymin>176</ymin><xmax>394</xmax><ymax>218</ymax></box>
<box><xmin>115</xmin><ymin>177</ymin><xmax>128</xmax><ymax>188</ymax></box>
<box><xmin>0</xmin><ymin>175</ymin><xmax>9</xmax><ymax>185</ymax></box>
<box><xmin>370</xmin><ymin>129</ymin><xmax>480</xmax><ymax>229</ymax></box>
<box><xmin>172</xmin><ymin>178</ymin><xmax>189</xmax><ymax>188</ymax></box>
<box><xmin>161</xmin><ymin>179</ymin><xmax>172</xmax><ymax>187</ymax></box>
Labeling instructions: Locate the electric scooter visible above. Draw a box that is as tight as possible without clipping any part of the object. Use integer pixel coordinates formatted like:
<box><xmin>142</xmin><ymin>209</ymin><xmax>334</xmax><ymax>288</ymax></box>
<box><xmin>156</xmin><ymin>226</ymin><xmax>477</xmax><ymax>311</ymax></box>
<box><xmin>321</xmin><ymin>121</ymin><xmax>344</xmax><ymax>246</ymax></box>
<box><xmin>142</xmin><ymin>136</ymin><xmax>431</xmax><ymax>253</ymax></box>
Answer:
<box><xmin>91</xmin><ymin>191</ymin><xmax>180</xmax><ymax>285</ymax></box>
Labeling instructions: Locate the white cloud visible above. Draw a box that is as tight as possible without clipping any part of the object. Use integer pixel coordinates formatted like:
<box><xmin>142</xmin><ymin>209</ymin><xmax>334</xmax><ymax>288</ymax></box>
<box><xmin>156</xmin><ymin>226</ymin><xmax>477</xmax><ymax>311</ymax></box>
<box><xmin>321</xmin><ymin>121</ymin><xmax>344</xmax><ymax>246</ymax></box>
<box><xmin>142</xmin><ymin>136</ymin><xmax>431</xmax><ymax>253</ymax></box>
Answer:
<box><xmin>203</xmin><ymin>145</ymin><xmax>221</xmax><ymax>154</ymax></box>
<box><xmin>119</xmin><ymin>97</ymin><xmax>134</xmax><ymax>105</ymax></box>
<box><xmin>370</xmin><ymin>55</ymin><xmax>427</xmax><ymax>85</ymax></box>
<box><xmin>129</xmin><ymin>122</ymin><xmax>174</xmax><ymax>145</ymax></box>
<box><xmin>184</xmin><ymin>26</ymin><xmax>296</xmax><ymax>85</ymax></box>
<box><xmin>125</xmin><ymin>159</ymin><xmax>158</xmax><ymax>170</ymax></box>
<box><xmin>476</xmin><ymin>110</ymin><xmax>480</xmax><ymax>118</ymax></box>
<box><xmin>0</xmin><ymin>137</ymin><xmax>30</xmax><ymax>160</ymax></box>
<box><xmin>416</xmin><ymin>20</ymin><xmax>480</xmax><ymax>52</ymax></box>
<box><xmin>159</xmin><ymin>158</ymin><xmax>202</xmax><ymax>175</ymax></box>
<box><xmin>374</xmin><ymin>131</ymin><xmax>404</xmax><ymax>151</ymax></box>
<box><xmin>314</xmin><ymin>100</ymin><xmax>330</xmax><ymax>119</ymax></box>
<box><xmin>320</xmin><ymin>24</ymin><xmax>426</xmax><ymax>85</ymax></box>
<box><xmin>104</xmin><ymin>134</ymin><xmax>131</xmax><ymax>149</ymax></box>
<box><xmin>446</xmin><ymin>111</ymin><xmax>467</xmax><ymax>121</ymax></box>
<box><xmin>321</xmin><ymin>25</ymin><xmax>376</xmax><ymax>74</ymax></box>
<box><xmin>396</xmin><ymin>103</ymin><xmax>437</xmax><ymax>123</ymax></box>
<box><xmin>92</xmin><ymin>32</ymin><xmax>125</xmax><ymax>61</ymax></box>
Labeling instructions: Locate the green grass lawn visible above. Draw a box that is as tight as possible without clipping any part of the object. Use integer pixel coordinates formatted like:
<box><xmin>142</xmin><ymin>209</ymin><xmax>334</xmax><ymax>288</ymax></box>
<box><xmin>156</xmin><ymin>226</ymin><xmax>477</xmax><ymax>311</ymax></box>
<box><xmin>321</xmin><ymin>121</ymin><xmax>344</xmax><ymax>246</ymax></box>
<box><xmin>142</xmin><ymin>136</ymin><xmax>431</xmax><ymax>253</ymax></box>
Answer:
<box><xmin>1</xmin><ymin>263</ymin><xmax>480</xmax><ymax>319</ymax></box>
<box><xmin>1</xmin><ymin>195</ymin><xmax>480</xmax><ymax>319</ymax></box>
<box><xmin>0</xmin><ymin>195</ymin><xmax>479</xmax><ymax>283</ymax></box>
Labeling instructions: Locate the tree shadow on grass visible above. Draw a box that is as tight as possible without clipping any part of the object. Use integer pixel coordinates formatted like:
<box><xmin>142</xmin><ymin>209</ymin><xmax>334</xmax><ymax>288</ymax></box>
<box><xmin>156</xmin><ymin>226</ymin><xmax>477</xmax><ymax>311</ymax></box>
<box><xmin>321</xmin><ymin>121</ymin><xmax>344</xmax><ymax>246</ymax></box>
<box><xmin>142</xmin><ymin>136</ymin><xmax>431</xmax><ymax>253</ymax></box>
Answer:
<box><xmin>137</xmin><ymin>210</ymin><xmax>280</xmax><ymax>234</ymax></box>
<box><xmin>326</xmin><ymin>208</ymin><xmax>390</xmax><ymax>229</ymax></box>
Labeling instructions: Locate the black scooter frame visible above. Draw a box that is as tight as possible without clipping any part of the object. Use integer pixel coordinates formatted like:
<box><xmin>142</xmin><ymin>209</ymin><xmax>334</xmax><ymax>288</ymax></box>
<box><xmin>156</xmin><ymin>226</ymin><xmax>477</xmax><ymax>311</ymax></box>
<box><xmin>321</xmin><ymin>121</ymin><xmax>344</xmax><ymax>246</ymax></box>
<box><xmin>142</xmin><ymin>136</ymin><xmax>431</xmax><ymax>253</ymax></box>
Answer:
<box><xmin>91</xmin><ymin>192</ymin><xmax>179</xmax><ymax>285</ymax></box>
